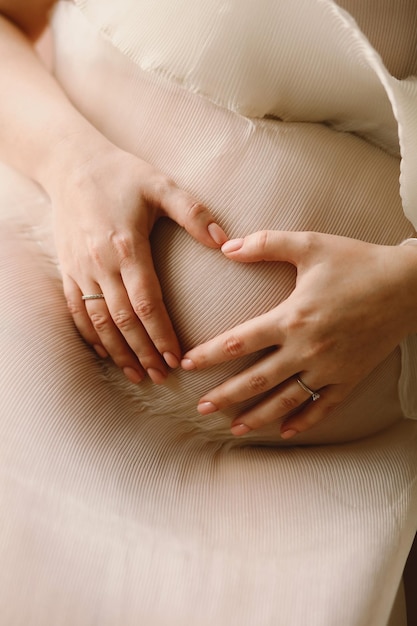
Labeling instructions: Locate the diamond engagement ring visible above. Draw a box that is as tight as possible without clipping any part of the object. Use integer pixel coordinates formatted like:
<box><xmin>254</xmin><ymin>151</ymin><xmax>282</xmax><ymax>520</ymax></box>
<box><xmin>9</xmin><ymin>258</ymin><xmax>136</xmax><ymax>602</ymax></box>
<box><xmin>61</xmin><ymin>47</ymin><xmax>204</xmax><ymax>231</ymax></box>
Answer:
<box><xmin>295</xmin><ymin>376</ymin><xmax>320</xmax><ymax>401</ymax></box>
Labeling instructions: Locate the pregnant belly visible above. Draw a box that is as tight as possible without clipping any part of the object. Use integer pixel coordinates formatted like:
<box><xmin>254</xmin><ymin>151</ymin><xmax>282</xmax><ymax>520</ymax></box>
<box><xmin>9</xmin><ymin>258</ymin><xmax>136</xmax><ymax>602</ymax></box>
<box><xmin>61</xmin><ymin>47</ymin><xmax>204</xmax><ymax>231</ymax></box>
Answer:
<box><xmin>107</xmin><ymin>115</ymin><xmax>408</xmax><ymax>446</ymax></box>
<box><xmin>54</xmin><ymin>13</ymin><xmax>412</xmax><ymax>445</ymax></box>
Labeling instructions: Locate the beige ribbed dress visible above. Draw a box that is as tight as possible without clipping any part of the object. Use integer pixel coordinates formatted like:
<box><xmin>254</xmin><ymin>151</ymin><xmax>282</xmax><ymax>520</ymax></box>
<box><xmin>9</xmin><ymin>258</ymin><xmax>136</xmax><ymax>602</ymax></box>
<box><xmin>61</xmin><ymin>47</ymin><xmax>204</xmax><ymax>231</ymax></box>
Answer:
<box><xmin>1</xmin><ymin>0</ymin><xmax>417</xmax><ymax>624</ymax></box>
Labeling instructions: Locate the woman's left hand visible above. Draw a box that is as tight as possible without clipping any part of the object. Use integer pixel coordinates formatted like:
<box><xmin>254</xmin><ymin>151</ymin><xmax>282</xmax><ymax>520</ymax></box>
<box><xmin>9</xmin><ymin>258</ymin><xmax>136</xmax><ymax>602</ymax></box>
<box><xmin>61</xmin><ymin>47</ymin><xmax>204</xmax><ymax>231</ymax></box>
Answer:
<box><xmin>181</xmin><ymin>230</ymin><xmax>417</xmax><ymax>438</ymax></box>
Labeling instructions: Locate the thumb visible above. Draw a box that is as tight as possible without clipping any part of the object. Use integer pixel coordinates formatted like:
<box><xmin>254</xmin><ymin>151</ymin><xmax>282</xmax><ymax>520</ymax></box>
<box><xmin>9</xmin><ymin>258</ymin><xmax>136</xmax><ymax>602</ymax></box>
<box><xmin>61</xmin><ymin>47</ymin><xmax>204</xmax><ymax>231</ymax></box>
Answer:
<box><xmin>160</xmin><ymin>186</ymin><xmax>228</xmax><ymax>248</ymax></box>
<box><xmin>221</xmin><ymin>230</ymin><xmax>312</xmax><ymax>264</ymax></box>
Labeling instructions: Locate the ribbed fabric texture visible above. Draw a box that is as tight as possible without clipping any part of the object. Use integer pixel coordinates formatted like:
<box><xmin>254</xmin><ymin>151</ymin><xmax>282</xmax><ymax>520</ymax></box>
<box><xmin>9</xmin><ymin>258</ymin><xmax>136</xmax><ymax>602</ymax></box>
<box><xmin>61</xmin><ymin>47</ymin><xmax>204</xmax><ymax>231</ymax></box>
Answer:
<box><xmin>52</xmin><ymin>1</ymin><xmax>417</xmax><ymax>427</ymax></box>
<box><xmin>71</xmin><ymin>0</ymin><xmax>417</xmax><ymax>221</ymax></box>
<box><xmin>74</xmin><ymin>0</ymin><xmax>399</xmax><ymax>150</ymax></box>
<box><xmin>1</xmin><ymin>0</ymin><xmax>417</xmax><ymax>624</ymax></box>
<box><xmin>0</xmin><ymin>190</ymin><xmax>416</xmax><ymax>625</ymax></box>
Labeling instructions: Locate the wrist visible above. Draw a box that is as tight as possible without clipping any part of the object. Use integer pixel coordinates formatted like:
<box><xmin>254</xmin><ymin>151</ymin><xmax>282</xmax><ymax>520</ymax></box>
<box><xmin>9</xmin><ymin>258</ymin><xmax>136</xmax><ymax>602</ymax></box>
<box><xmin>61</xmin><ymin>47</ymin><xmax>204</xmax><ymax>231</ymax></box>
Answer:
<box><xmin>35</xmin><ymin>117</ymin><xmax>115</xmax><ymax>197</ymax></box>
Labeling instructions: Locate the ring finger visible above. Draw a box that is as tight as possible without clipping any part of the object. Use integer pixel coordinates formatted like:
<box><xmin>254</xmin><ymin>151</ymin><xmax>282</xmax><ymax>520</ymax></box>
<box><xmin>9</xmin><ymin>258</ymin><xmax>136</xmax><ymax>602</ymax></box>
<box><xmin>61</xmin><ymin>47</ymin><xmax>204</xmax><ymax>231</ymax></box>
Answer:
<box><xmin>74</xmin><ymin>278</ymin><xmax>146</xmax><ymax>384</ymax></box>
<box><xmin>229</xmin><ymin>374</ymin><xmax>325</xmax><ymax>436</ymax></box>
<box><xmin>63</xmin><ymin>274</ymin><xmax>108</xmax><ymax>358</ymax></box>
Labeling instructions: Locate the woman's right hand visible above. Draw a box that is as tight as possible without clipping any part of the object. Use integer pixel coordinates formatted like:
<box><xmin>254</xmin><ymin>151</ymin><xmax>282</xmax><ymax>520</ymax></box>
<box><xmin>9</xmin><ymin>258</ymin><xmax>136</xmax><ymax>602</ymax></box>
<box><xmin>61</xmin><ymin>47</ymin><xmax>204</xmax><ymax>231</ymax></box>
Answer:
<box><xmin>48</xmin><ymin>135</ymin><xmax>227</xmax><ymax>385</ymax></box>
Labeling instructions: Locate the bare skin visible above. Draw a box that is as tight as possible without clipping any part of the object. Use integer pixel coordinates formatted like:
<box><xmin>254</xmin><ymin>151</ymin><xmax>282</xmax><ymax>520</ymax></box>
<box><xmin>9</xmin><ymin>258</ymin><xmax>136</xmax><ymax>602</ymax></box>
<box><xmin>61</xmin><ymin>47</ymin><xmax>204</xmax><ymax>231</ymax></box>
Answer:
<box><xmin>181</xmin><ymin>231</ymin><xmax>417</xmax><ymax>438</ymax></box>
<box><xmin>1</xmin><ymin>1</ymin><xmax>417</xmax><ymax>440</ymax></box>
<box><xmin>0</xmin><ymin>0</ymin><xmax>227</xmax><ymax>384</ymax></box>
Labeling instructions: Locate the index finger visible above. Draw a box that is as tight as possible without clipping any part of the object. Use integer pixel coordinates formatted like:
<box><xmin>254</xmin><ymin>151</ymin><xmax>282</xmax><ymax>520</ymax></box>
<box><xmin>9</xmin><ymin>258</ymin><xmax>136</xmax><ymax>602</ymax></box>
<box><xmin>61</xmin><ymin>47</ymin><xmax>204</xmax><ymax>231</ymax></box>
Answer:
<box><xmin>158</xmin><ymin>185</ymin><xmax>228</xmax><ymax>249</ymax></box>
<box><xmin>181</xmin><ymin>309</ymin><xmax>285</xmax><ymax>371</ymax></box>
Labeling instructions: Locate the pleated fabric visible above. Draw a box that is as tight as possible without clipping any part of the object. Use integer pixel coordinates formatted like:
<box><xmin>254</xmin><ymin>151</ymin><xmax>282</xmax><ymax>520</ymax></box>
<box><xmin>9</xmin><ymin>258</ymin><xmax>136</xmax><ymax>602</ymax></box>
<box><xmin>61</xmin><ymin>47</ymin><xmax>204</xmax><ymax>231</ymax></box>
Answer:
<box><xmin>52</xmin><ymin>0</ymin><xmax>417</xmax><ymax>424</ymax></box>
<box><xmin>1</xmin><ymin>0</ymin><xmax>417</xmax><ymax>624</ymax></box>
<box><xmin>71</xmin><ymin>0</ymin><xmax>417</xmax><ymax>220</ymax></box>
<box><xmin>0</xmin><ymin>172</ymin><xmax>416</xmax><ymax>626</ymax></box>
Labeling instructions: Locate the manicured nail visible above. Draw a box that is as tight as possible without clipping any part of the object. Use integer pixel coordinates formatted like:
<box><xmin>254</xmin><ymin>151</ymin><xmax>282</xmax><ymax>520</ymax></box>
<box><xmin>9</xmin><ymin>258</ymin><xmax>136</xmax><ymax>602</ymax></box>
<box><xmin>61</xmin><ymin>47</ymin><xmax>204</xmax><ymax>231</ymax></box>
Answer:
<box><xmin>281</xmin><ymin>429</ymin><xmax>298</xmax><ymax>440</ymax></box>
<box><xmin>221</xmin><ymin>238</ymin><xmax>244</xmax><ymax>254</ymax></box>
<box><xmin>208</xmin><ymin>222</ymin><xmax>227</xmax><ymax>245</ymax></box>
<box><xmin>231</xmin><ymin>423</ymin><xmax>251</xmax><ymax>436</ymax></box>
<box><xmin>94</xmin><ymin>344</ymin><xmax>108</xmax><ymax>359</ymax></box>
<box><xmin>147</xmin><ymin>368</ymin><xmax>167</xmax><ymax>385</ymax></box>
<box><xmin>197</xmin><ymin>401</ymin><xmax>218</xmax><ymax>415</ymax></box>
<box><xmin>163</xmin><ymin>351</ymin><xmax>180</xmax><ymax>368</ymax></box>
<box><xmin>181</xmin><ymin>358</ymin><xmax>196</xmax><ymax>370</ymax></box>
<box><xmin>123</xmin><ymin>367</ymin><xmax>143</xmax><ymax>384</ymax></box>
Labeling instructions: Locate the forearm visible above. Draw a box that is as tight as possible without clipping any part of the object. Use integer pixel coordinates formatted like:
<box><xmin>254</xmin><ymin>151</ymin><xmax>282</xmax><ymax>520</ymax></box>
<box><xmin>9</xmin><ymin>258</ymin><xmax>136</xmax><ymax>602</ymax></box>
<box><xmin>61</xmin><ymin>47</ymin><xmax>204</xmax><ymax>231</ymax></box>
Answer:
<box><xmin>0</xmin><ymin>11</ymin><xmax>110</xmax><ymax>192</ymax></box>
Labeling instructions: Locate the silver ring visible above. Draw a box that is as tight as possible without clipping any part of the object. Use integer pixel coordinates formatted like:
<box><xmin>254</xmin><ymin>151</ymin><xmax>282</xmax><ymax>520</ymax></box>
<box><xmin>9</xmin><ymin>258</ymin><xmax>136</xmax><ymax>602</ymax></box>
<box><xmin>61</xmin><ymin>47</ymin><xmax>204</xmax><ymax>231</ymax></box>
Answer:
<box><xmin>295</xmin><ymin>376</ymin><xmax>320</xmax><ymax>401</ymax></box>
<box><xmin>81</xmin><ymin>293</ymin><xmax>105</xmax><ymax>301</ymax></box>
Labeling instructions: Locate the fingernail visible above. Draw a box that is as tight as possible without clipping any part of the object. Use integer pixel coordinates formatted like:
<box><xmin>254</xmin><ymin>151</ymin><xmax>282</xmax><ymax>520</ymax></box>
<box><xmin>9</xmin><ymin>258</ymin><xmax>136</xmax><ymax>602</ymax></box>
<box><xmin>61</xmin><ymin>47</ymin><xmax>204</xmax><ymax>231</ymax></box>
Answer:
<box><xmin>231</xmin><ymin>423</ymin><xmax>251</xmax><ymax>437</ymax></box>
<box><xmin>147</xmin><ymin>368</ymin><xmax>167</xmax><ymax>385</ymax></box>
<box><xmin>281</xmin><ymin>429</ymin><xmax>298</xmax><ymax>440</ymax></box>
<box><xmin>208</xmin><ymin>222</ymin><xmax>227</xmax><ymax>245</ymax></box>
<box><xmin>221</xmin><ymin>238</ymin><xmax>244</xmax><ymax>254</ymax></box>
<box><xmin>123</xmin><ymin>367</ymin><xmax>144</xmax><ymax>384</ymax></box>
<box><xmin>163</xmin><ymin>351</ymin><xmax>180</xmax><ymax>368</ymax></box>
<box><xmin>181</xmin><ymin>358</ymin><xmax>196</xmax><ymax>370</ymax></box>
<box><xmin>197</xmin><ymin>401</ymin><xmax>218</xmax><ymax>415</ymax></box>
<box><xmin>94</xmin><ymin>344</ymin><xmax>108</xmax><ymax>359</ymax></box>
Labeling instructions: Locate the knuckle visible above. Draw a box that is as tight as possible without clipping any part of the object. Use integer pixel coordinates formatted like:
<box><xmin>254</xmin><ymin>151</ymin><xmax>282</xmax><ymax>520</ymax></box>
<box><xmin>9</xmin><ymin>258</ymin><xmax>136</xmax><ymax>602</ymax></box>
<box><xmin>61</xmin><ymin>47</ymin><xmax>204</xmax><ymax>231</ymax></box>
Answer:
<box><xmin>304</xmin><ymin>337</ymin><xmax>334</xmax><ymax>361</ymax></box>
<box><xmin>90</xmin><ymin>311</ymin><xmax>111</xmax><ymax>333</ymax></box>
<box><xmin>185</xmin><ymin>201</ymin><xmax>207</xmax><ymax>222</ymax></box>
<box><xmin>285</xmin><ymin>308</ymin><xmax>308</xmax><ymax>334</ymax></box>
<box><xmin>222</xmin><ymin>335</ymin><xmax>245</xmax><ymax>358</ymax></box>
<box><xmin>279</xmin><ymin>394</ymin><xmax>299</xmax><ymax>413</ymax></box>
<box><xmin>151</xmin><ymin>174</ymin><xmax>175</xmax><ymax>199</ymax></box>
<box><xmin>89</xmin><ymin>243</ymin><xmax>106</xmax><ymax>270</ymax></box>
<box><xmin>248</xmin><ymin>374</ymin><xmax>269</xmax><ymax>393</ymax></box>
<box><xmin>255</xmin><ymin>230</ymin><xmax>270</xmax><ymax>254</ymax></box>
<box><xmin>88</xmin><ymin>233</ymin><xmax>136</xmax><ymax>270</ymax></box>
<box><xmin>113</xmin><ymin>309</ymin><xmax>135</xmax><ymax>331</ymax></box>
<box><xmin>133</xmin><ymin>298</ymin><xmax>156</xmax><ymax>320</ymax></box>
<box><xmin>66</xmin><ymin>298</ymin><xmax>84</xmax><ymax>316</ymax></box>
<box><xmin>111</xmin><ymin>233</ymin><xmax>134</xmax><ymax>265</ymax></box>
<box><xmin>298</xmin><ymin>230</ymin><xmax>317</xmax><ymax>254</ymax></box>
